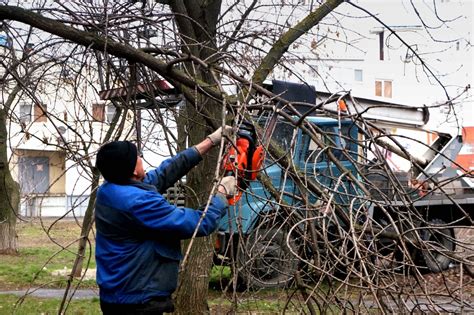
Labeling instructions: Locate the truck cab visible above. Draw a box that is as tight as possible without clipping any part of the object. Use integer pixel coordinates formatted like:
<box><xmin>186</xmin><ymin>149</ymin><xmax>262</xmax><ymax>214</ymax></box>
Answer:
<box><xmin>214</xmin><ymin>80</ymin><xmax>472</xmax><ymax>289</ymax></box>
<box><xmin>218</xmin><ymin>116</ymin><xmax>359</xmax><ymax>235</ymax></box>
<box><xmin>216</xmin><ymin>115</ymin><xmax>363</xmax><ymax>288</ymax></box>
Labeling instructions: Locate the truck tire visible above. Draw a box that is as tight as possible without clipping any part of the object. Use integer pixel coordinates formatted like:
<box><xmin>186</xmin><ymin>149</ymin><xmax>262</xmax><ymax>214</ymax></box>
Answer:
<box><xmin>237</xmin><ymin>228</ymin><xmax>299</xmax><ymax>289</ymax></box>
<box><xmin>373</xmin><ymin>221</ymin><xmax>406</xmax><ymax>273</ymax></box>
<box><xmin>418</xmin><ymin>218</ymin><xmax>455</xmax><ymax>273</ymax></box>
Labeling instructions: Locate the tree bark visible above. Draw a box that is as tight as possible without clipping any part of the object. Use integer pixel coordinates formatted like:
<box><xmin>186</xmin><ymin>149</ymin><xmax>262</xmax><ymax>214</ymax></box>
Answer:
<box><xmin>175</xmin><ymin>106</ymin><xmax>218</xmax><ymax>313</ymax></box>
<box><xmin>69</xmin><ymin>57</ymin><xmax>124</xmax><ymax>280</ymax></box>
<box><xmin>0</xmin><ymin>107</ymin><xmax>20</xmax><ymax>254</ymax></box>
<box><xmin>171</xmin><ymin>1</ymin><xmax>223</xmax><ymax>313</ymax></box>
<box><xmin>70</xmin><ymin>169</ymin><xmax>100</xmax><ymax>277</ymax></box>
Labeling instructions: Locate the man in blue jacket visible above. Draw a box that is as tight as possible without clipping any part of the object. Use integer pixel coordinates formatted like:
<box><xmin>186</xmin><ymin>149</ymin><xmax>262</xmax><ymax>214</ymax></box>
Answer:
<box><xmin>94</xmin><ymin>127</ymin><xmax>236</xmax><ymax>314</ymax></box>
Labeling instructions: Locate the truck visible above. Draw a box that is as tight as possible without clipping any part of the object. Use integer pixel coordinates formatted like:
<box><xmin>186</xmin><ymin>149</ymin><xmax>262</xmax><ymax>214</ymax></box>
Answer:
<box><xmin>214</xmin><ymin>80</ymin><xmax>474</xmax><ymax>288</ymax></box>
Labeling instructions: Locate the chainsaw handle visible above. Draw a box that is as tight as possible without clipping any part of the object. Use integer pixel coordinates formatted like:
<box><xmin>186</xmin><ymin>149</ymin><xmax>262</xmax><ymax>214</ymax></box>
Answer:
<box><xmin>221</xmin><ymin>120</ymin><xmax>265</xmax><ymax>205</ymax></box>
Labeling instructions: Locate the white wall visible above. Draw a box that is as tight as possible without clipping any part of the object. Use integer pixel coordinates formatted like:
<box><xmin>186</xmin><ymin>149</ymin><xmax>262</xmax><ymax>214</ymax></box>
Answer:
<box><xmin>264</xmin><ymin>0</ymin><xmax>472</xmax><ymax>128</ymax></box>
<box><xmin>140</xmin><ymin>107</ymin><xmax>179</xmax><ymax>171</ymax></box>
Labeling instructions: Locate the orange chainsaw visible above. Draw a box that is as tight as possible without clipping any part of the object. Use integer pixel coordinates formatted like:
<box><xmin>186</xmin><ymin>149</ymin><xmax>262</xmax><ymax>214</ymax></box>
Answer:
<box><xmin>223</xmin><ymin>121</ymin><xmax>265</xmax><ymax>205</ymax></box>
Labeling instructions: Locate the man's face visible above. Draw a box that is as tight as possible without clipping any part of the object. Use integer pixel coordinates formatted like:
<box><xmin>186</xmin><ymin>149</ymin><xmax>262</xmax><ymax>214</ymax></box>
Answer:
<box><xmin>133</xmin><ymin>156</ymin><xmax>146</xmax><ymax>181</ymax></box>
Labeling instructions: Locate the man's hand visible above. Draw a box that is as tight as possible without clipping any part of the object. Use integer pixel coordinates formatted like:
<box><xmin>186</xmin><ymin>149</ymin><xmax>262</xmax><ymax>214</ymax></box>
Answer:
<box><xmin>195</xmin><ymin>125</ymin><xmax>233</xmax><ymax>156</ymax></box>
<box><xmin>217</xmin><ymin>176</ymin><xmax>237</xmax><ymax>196</ymax></box>
<box><xmin>207</xmin><ymin>125</ymin><xmax>233</xmax><ymax>146</ymax></box>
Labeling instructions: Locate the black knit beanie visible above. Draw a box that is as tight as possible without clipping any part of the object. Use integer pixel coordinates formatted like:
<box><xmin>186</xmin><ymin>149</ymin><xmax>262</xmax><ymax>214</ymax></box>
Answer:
<box><xmin>96</xmin><ymin>141</ymin><xmax>138</xmax><ymax>184</ymax></box>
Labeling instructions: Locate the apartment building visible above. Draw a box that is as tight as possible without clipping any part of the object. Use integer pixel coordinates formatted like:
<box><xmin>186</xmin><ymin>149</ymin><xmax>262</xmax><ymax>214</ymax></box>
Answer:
<box><xmin>270</xmin><ymin>0</ymin><xmax>472</xmax><ymax>172</ymax></box>
<box><xmin>1</xmin><ymin>1</ymin><xmax>471</xmax><ymax>217</ymax></box>
<box><xmin>0</xmin><ymin>33</ymin><xmax>133</xmax><ymax>217</ymax></box>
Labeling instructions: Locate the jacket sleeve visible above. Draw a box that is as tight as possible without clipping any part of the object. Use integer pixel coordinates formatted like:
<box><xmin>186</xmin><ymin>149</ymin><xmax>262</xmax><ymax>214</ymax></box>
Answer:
<box><xmin>130</xmin><ymin>192</ymin><xmax>228</xmax><ymax>238</ymax></box>
<box><xmin>143</xmin><ymin>147</ymin><xmax>202</xmax><ymax>193</ymax></box>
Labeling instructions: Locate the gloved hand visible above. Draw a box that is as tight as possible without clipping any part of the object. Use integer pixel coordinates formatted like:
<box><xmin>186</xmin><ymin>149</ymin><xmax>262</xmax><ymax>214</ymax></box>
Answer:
<box><xmin>207</xmin><ymin>125</ymin><xmax>233</xmax><ymax>146</ymax></box>
<box><xmin>218</xmin><ymin>176</ymin><xmax>237</xmax><ymax>196</ymax></box>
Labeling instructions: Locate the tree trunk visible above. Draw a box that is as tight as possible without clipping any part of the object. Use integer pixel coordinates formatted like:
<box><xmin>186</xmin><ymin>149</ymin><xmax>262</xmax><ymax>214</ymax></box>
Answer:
<box><xmin>69</xmin><ymin>60</ymin><xmax>124</xmax><ymax>279</ymax></box>
<box><xmin>175</xmin><ymin>96</ymin><xmax>221</xmax><ymax>314</ymax></box>
<box><xmin>59</xmin><ymin>168</ymin><xmax>100</xmax><ymax>313</ymax></box>
<box><xmin>0</xmin><ymin>108</ymin><xmax>20</xmax><ymax>254</ymax></box>
<box><xmin>71</xmin><ymin>169</ymin><xmax>100</xmax><ymax>277</ymax></box>
<box><xmin>177</xmin><ymin>238</ymin><xmax>215</xmax><ymax>314</ymax></box>
<box><xmin>172</xmin><ymin>2</ymin><xmax>222</xmax><ymax>313</ymax></box>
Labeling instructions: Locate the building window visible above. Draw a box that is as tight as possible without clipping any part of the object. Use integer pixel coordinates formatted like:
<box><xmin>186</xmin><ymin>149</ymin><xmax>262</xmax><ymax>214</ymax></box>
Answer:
<box><xmin>34</xmin><ymin>103</ymin><xmax>47</xmax><ymax>122</ymax></box>
<box><xmin>384</xmin><ymin>81</ymin><xmax>392</xmax><ymax>98</ymax></box>
<box><xmin>92</xmin><ymin>103</ymin><xmax>105</xmax><ymax>122</ymax></box>
<box><xmin>106</xmin><ymin>105</ymin><xmax>117</xmax><ymax>123</ymax></box>
<box><xmin>19</xmin><ymin>156</ymin><xmax>50</xmax><ymax>194</ymax></box>
<box><xmin>354</xmin><ymin>69</ymin><xmax>363</xmax><ymax>82</ymax></box>
<box><xmin>378</xmin><ymin>31</ymin><xmax>384</xmax><ymax>60</ymax></box>
<box><xmin>375</xmin><ymin>80</ymin><xmax>392</xmax><ymax>98</ymax></box>
<box><xmin>19</xmin><ymin>103</ymin><xmax>32</xmax><ymax>124</ymax></box>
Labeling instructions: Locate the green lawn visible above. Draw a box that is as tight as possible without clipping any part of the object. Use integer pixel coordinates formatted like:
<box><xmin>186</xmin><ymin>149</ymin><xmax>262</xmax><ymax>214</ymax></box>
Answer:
<box><xmin>0</xmin><ymin>295</ymin><xmax>101</xmax><ymax>315</ymax></box>
<box><xmin>0</xmin><ymin>247</ymin><xmax>97</xmax><ymax>289</ymax></box>
<box><xmin>0</xmin><ymin>293</ymin><xmax>296</xmax><ymax>314</ymax></box>
<box><xmin>0</xmin><ymin>220</ymin><xmax>296</xmax><ymax>314</ymax></box>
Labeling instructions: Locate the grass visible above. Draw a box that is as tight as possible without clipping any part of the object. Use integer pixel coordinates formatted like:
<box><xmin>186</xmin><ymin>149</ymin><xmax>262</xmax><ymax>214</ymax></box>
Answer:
<box><xmin>0</xmin><ymin>247</ymin><xmax>96</xmax><ymax>290</ymax></box>
<box><xmin>0</xmin><ymin>219</ymin><xmax>299</xmax><ymax>314</ymax></box>
<box><xmin>0</xmin><ymin>294</ymin><xmax>290</xmax><ymax>315</ymax></box>
<box><xmin>3</xmin><ymin>220</ymin><xmax>352</xmax><ymax>314</ymax></box>
<box><xmin>209</xmin><ymin>265</ymin><xmax>231</xmax><ymax>284</ymax></box>
<box><xmin>0</xmin><ymin>219</ymin><xmax>96</xmax><ymax>290</ymax></box>
<box><xmin>209</xmin><ymin>294</ymin><xmax>299</xmax><ymax>314</ymax></box>
<box><xmin>0</xmin><ymin>294</ymin><xmax>101</xmax><ymax>315</ymax></box>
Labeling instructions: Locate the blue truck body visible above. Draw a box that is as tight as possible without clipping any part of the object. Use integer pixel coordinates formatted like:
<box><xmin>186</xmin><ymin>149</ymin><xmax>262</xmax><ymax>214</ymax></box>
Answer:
<box><xmin>218</xmin><ymin>116</ymin><xmax>360</xmax><ymax>234</ymax></box>
<box><xmin>213</xmin><ymin>81</ymin><xmax>472</xmax><ymax>288</ymax></box>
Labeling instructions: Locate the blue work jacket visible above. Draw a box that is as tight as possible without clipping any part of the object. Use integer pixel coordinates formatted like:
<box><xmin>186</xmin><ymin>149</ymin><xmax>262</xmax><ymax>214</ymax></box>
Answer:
<box><xmin>95</xmin><ymin>147</ymin><xmax>227</xmax><ymax>304</ymax></box>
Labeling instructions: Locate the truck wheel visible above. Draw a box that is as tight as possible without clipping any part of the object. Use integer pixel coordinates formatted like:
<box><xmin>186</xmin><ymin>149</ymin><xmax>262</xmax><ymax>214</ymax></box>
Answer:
<box><xmin>373</xmin><ymin>239</ymin><xmax>410</xmax><ymax>274</ymax></box>
<box><xmin>372</xmin><ymin>219</ymin><xmax>411</xmax><ymax>274</ymax></box>
<box><xmin>237</xmin><ymin>228</ymin><xmax>299</xmax><ymax>289</ymax></box>
<box><xmin>418</xmin><ymin>218</ymin><xmax>455</xmax><ymax>273</ymax></box>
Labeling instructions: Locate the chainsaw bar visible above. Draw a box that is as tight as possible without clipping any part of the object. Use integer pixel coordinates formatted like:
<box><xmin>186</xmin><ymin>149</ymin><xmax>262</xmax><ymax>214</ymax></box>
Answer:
<box><xmin>223</xmin><ymin>121</ymin><xmax>264</xmax><ymax>205</ymax></box>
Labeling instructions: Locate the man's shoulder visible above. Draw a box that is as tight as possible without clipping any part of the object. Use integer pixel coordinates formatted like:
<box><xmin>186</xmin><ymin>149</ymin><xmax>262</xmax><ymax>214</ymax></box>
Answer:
<box><xmin>97</xmin><ymin>182</ymin><xmax>153</xmax><ymax>206</ymax></box>
<box><xmin>98</xmin><ymin>182</ymin><xmax>142</xmax><ymax>193</ymax></box>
